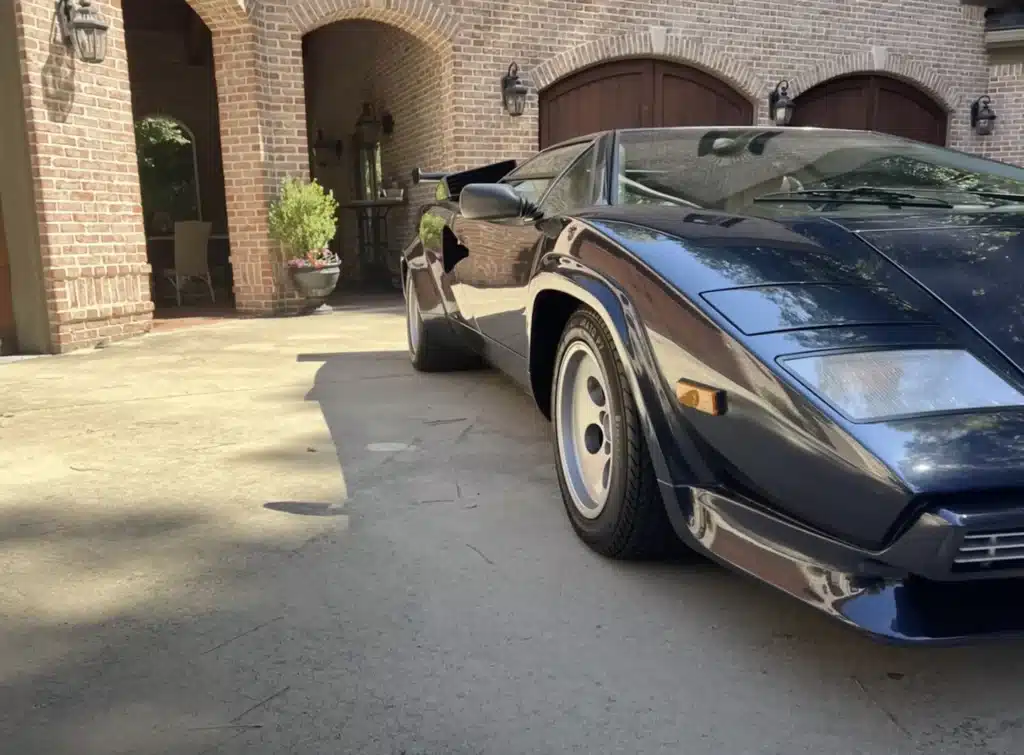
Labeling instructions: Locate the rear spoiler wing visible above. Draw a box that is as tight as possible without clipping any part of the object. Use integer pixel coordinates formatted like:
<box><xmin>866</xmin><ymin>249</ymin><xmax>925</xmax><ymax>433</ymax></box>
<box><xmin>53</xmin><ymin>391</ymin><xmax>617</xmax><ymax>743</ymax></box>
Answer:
<box><xmin>411</xmin><ymin>160</ymin><xmax>518</xmax><ymax>201</ymax></box>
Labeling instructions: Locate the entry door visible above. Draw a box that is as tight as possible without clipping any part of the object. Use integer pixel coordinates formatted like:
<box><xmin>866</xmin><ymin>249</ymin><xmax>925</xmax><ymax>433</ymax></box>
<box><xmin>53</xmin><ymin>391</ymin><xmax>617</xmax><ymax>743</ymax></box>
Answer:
<box><xmin>0</xmin><ymin>197</ymin><xmax>15</xmax><ymax>355</ymax></box>
<box><xmin>539</xmin><ymin>59</ymin><xmax>755</xmax><ymax>148</ymax></box>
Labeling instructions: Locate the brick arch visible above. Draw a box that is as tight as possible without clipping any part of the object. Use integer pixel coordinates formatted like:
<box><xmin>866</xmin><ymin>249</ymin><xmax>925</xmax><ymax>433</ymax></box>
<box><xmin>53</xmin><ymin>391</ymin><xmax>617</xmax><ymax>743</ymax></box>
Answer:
<box><xmin>788</xmin><ymin>47</ymin><xmax>957</xmax><ymax>113</ymax></box>
<box><xmin>287</xmin><ymin>0</ymin><xmax>460</xmax><ymax>49</ymax></box>
<box><xmin>184</xmin><ymin>0</ymin><xmax>247</xmax><ymax>31</ymax></box>
<box><xmin>532</xmin><ymin>28</ymin><xmax>760</xmax><ymax>105</ymax></box>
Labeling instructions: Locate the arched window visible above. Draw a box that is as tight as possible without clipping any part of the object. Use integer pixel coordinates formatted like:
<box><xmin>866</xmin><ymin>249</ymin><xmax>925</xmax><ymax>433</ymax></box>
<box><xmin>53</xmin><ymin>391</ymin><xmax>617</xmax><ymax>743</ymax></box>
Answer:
<box><xmin>134</xmin><ymin>115</ymin><xmax>202</xmax><ymax>235</ymax></box>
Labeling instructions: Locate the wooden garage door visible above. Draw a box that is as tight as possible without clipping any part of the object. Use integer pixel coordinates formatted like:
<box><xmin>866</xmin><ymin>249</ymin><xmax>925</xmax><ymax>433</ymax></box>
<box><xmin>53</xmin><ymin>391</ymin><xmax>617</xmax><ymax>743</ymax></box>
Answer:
<box><xmin>790</xmin><ymin>74</ymin><xmax>947</xmax><ymax>146</ymax></box>
<box><xmin>539</xmin><ymin>59</ymin><xmax>754</xmax><ymax>149</ymax></box>
<box><xmin>0</xmin><ymin>197</ymin><xmax>15</xmax><ymax>355</ymax></box>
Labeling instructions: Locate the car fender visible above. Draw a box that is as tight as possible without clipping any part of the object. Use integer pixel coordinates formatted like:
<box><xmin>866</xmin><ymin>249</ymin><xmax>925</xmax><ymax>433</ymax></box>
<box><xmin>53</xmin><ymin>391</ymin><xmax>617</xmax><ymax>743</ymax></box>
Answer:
<box><xmin>527</xmin><ymin>220</ymin><xmax>715</xmax><ymax>491</ymax></box>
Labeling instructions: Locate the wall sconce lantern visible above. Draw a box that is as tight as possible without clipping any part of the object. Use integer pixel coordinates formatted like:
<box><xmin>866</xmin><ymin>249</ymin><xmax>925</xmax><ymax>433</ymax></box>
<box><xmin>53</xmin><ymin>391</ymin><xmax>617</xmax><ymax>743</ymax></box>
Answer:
<box><xmin>971</xmin><ymin>95</ymin><xmax>997</xmax><ymax>136</ymax></box>
<box><xmin>768</xmin><ymin>80</ymin><xmax>794</xmax><ymax>126</ymax></box>
<box><xmin>355</xmin><ymin>102</ymin><xmax>383</xmax><ymax>144</ymax></box>
<box><xmin>381</xmin><ymin>110</ymin><xmax>395</xmax><ymax>137</ymax></box>
<box><xmin>56</xmin><ymin>0</ymin><xmax>109</xmax><ymax>64</ymax></box>
<box><xmin>312</xmin><ymin>129</ymin><xmax>342</xmax><ymax>167</ymax></box>
<box><xmin>501</xmin><ymin>62</ymin><xmax>528</xmax><ymax>117</ymax></box>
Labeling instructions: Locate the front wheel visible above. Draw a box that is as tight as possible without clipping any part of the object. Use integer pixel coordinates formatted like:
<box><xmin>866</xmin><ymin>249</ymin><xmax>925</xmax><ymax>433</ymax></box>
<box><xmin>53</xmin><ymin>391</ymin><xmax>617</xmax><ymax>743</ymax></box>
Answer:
<box><xmin>551</xmin><ymin>307</ymin><xmax>675</xmax><ymax>560</ymax></box>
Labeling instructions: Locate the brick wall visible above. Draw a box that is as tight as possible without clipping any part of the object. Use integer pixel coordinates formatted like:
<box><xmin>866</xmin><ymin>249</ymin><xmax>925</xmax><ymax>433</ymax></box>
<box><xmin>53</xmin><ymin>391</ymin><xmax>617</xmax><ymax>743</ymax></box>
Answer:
<box><xmin>984</xmin><ymin>56</ymin><xmax>1024</xmax><ymax>164</ymax></box>
<box><xmin>373</xmin><ymin>28</ymin><xmax>448</xmax><ymax>254</ymax></box>
<box><xmin>8</xmin><ymin>0</ymin><xmax>1023</xmax><ymax>353</ymax></box>
<box><xmin>12</xmin><ymin>0</ymin><xmax>153</xmax><ymax>351</ymax></box>
<box><xmin>303</xmin><ymin>18</ymin><xmax>446</xmax><ymax>282</ymax></box>
<box><xmin>303</xmin><ymin>21</ymin><xmax>379</xmax><ymax>279</ymax></box>
<box><xmin>446</xmin><ymin>0</ymin><xmax>994</xmax><ymax>168</ymax></box>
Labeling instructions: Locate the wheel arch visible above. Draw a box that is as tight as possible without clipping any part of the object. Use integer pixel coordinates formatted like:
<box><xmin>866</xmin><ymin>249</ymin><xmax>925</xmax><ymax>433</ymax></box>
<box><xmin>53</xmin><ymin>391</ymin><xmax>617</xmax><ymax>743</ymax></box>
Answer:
<box><xmin>528</xmin><ymin>266</ymin><xmax>679</xmax><ymax>488</ymax></box>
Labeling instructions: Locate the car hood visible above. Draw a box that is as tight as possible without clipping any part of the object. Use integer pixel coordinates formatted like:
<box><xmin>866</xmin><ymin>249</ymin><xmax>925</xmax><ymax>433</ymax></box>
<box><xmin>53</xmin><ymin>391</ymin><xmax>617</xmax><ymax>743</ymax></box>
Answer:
<box><xmin>828</xmin><ymin>210</ymin><xmax>1024</xmax><ymax>371</ymax></box>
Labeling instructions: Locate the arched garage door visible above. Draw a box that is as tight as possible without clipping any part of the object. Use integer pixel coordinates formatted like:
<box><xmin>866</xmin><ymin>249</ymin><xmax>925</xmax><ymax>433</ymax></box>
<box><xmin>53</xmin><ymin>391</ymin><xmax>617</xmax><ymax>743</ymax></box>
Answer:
<box><xmin>539</xmin><ymin>59</ymin><xmax>754</xmax><ymax>149</ymax></box>
<box><xmin>791</xmin><ymin>74</ymin><xmax>947</xmax><ymax>146</ymax></box>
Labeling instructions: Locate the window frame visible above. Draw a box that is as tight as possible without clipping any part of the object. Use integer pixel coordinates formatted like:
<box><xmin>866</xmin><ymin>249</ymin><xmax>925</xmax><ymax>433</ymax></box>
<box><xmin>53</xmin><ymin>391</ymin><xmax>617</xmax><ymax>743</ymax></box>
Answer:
<box><xmin>499</xmin><ymin>136</ymin><xmax>599</xmax><ymax>207</ymax></box>
<box><xmin>536</xmin><ymin>140</ymin><xmax>609</xmax><ymax>215</ymax></box>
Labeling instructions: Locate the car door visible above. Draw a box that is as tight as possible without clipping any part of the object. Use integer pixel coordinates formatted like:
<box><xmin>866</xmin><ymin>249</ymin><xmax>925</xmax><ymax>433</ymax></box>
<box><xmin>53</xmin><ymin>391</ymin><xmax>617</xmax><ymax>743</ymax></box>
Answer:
<box><xmin>450</xmin><ymin>138</ymin><xmax>604</xmax><ymax>356</ymax></box>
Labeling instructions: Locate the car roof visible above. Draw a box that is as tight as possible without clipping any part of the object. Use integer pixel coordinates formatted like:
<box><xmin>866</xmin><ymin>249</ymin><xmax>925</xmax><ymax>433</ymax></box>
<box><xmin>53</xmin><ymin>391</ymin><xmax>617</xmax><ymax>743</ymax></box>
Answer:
<box><xmin>543</xmin><ymin>126</ymin><xmax>894</xmax><ymax>152</ymax></box>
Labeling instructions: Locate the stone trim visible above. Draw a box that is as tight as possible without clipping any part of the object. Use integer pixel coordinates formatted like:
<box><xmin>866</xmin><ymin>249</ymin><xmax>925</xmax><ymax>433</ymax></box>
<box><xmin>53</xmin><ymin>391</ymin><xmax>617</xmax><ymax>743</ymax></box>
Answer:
<box><xmin>789</xmin><ymin>46</ymin><xmax>959</xmax><ymax>112</ymax></box>
<box><xmin>532</xmin><ymin>27</ymin><xmax>761</xmax><ymax>105</ymax></box>
<box><xmin>288</xmin><ymin>0</ymin><xmax>459</xmax><ymax>48</ymax></box>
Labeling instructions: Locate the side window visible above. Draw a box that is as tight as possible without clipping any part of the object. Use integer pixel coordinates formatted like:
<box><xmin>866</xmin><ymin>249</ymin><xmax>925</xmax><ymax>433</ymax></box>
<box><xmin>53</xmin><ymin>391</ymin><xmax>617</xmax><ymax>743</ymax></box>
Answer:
<box><xmin>501</xmin><ymin>141</ymin><xmax>593</xmax><ymax>206</ymax></box>
<box><xmin>507</xmin><ymin>178</ymin><xmax>553</xmax><ymax>206</ymax></box>
<box><xmin>541</xmin><ymin>146</ymin><xmax>598</xmax><ymax>215</ymax></box>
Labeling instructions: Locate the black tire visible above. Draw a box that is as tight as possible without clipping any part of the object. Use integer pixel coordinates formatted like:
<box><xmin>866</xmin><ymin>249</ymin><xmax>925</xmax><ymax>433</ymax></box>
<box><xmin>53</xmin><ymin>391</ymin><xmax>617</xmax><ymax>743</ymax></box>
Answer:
<box><xmin>551</xmin><ymin>307</ymin><xmax>676</xmax><ymax>560</ymax></box>
<box><xmin>406</xmin><ymin>273</ymin><xmax>481</xmax><ymax>372</ymax></box>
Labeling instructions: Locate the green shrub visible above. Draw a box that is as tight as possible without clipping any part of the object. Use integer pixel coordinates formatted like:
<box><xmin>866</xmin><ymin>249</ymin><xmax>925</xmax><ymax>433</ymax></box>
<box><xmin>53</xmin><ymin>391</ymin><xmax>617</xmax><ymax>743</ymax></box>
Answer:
<box><xmin>267</xmin><ymin>177</ymin><xmax>339</xmax><ymax>258</ymax></box>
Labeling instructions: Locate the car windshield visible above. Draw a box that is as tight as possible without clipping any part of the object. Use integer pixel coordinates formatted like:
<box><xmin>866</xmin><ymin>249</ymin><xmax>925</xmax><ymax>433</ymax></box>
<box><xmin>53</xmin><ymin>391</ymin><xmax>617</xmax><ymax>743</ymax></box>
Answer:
<box><xmin>616</xmin><ymin>128</ymin><xmax>1024</xmax><ymax>214</ymax></box>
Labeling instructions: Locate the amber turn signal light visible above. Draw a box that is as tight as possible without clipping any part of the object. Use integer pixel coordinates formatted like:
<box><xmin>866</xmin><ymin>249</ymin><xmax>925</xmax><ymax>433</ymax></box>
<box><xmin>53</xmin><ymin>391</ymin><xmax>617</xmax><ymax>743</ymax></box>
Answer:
<box><xmin>675</xmin><ymin>379</ymin><xmax>726</xmax><ymax>416</ymax></box>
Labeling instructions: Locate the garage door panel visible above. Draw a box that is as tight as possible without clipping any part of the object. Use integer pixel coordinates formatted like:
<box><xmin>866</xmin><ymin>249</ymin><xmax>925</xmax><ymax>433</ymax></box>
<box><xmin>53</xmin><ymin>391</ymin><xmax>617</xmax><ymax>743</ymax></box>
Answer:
<box><xmin>790</xmin><ymin>77</ymin><xmax>871</xmax><ymax>131</ymax></box>
<box><xmin>540</xmin><ymin>60</ymin><xmax>652</xmax><ymax>148</ymax></box>
<box><xmin>658</xmin><ymin>75</ymin><xmax>751</xmax><ymax>127</ymax></box>
<box><xmin>541</xmin><ymin>72</ymin><xmax>649</xmax><ymax>147</ymax></box>
<box><xmin>874</xmin><ymin>80</ymin><xmax>946</xmax><ymax>146</ymax></box>
<box><xmin>792</xmin><ymin>74</ymin><xmax>946</xmax><ymax>146</ymax></box>
<box><xmin>539</xmin><ymin>58</ymin><xmax>754</xmax><ymax>148</ymax></box>
<box><xmin>656</xmin><ymin>63</ymin><xmax>753</xmax><ymax>127</ymax></box>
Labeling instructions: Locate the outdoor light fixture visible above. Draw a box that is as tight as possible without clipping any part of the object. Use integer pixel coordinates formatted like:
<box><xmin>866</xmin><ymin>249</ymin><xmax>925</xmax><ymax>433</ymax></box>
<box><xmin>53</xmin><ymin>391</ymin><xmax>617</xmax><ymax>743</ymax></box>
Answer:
<box><xmin>768</xmin><ymin>80</ymin><xmax>794</xmax><ymax>126</ymax></box>
<box><xmin>56</xmin><ymin>0</ymin><xmax>109</xmax><ymax>64</ymax></box>
<box><xmin>311</xmin><ymin>129</ymin><xmax>342</xmax><ymax>167</ymax></box>
<box><xmin>971</xmin><ymin>95</ymin><xmax>997</xmax><ymax>136</ymax></box>
<box><xmin>355</xmin><ymin>102</ymin><xmax>383</xmax><ymax>144</ymax></box>
<box><xmin>501</xmin><ymin>62</ymin><xmax>528</xmax><ymax>117</ymax></box>
<box><xmin>381</xmin><ymin>109</ymin><xmax>395</xmax><ymax>137</ymax></box>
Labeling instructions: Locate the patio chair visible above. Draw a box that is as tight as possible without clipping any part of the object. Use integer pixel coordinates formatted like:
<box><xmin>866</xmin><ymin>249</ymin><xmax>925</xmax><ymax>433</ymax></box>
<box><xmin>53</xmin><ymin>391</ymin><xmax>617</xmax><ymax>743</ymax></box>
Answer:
<box><xmin>164</xmin><ymin>221</ymin><xmax>214</xmax><ymax>306</ymax></box>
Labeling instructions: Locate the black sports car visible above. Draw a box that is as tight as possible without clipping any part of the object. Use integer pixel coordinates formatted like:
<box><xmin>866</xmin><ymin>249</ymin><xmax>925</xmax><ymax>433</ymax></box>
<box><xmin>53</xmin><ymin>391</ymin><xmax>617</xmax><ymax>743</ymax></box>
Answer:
<box><xmin>400</xmin><ymin>126</ymin><xmax>1024</xmax><ymax>645</ymax></box>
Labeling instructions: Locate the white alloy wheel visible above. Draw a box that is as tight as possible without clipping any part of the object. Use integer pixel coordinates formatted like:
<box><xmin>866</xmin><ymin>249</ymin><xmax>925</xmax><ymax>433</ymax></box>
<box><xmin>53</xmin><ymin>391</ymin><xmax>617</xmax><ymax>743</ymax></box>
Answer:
<box><xmin>554</xmin><ymin>339</ymin><xmax>615</xmax><ymax>520</ymax></box>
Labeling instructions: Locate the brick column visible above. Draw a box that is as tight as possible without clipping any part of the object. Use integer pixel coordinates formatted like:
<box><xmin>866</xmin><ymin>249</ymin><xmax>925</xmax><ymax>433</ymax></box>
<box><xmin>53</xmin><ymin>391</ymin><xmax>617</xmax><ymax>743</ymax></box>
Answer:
<box><xmin>12</xmin><ymin>0</ymin><xmax>153</xmax><ymax>352</ymax></box>
<box><xmin>984</xmin><ymin>62</ymin><xmax>1024</xmax><ymax>167</ymax></box>
<box><xmin>208</xmin><ymin>7</ymin><xmax>310</xmax><ymax>315</ymax></box>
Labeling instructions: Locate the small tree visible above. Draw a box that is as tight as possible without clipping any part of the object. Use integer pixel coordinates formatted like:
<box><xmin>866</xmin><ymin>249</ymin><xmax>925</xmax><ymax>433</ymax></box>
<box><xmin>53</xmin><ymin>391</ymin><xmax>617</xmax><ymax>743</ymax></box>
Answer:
<box><xmin>267</xmin><ymin>177</ymin><xmax>340</xmax><ymax>267</ymax></box>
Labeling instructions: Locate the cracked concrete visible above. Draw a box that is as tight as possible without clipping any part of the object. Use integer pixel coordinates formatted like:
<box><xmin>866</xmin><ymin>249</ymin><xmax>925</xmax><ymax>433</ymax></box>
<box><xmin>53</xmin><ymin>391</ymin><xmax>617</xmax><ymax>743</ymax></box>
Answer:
<box><xmin>2</xmin><ymin>296</ymin><xmax>1024</xmax><ymax>754</ymax></box>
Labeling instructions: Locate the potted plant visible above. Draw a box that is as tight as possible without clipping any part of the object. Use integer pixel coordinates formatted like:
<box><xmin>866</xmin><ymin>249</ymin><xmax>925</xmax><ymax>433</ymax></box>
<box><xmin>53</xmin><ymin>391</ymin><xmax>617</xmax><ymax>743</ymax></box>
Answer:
<box><xmin>267</xmin><ymin>176</ymin><xmax>342</xmax><ymax>308</ymax></box>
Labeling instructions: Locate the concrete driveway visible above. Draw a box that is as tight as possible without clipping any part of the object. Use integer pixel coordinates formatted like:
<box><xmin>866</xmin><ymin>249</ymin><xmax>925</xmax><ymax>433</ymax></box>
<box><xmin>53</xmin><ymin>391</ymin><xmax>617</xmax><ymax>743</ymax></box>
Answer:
<box><xmin>1</xmin><ymin>296</ymin><xmax>1023</xmax><ymax>755</ymax></box>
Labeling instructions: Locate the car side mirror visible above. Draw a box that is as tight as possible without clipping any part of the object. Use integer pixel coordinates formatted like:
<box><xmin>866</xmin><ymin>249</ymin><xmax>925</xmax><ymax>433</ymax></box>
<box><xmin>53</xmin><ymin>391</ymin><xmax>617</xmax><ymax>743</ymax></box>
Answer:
<box><xmin>460</xmin><ymin>183</ymin><xmax>537</xmax><ymax>221</ymax></box>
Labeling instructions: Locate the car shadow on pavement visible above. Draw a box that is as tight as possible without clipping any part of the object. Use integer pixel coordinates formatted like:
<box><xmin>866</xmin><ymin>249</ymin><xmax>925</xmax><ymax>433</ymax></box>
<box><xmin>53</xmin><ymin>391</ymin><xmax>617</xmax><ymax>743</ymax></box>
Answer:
<box><xmin>295</xmin><ymin>347</ymin><xmax>1024</xmax><ymax>754</ymax></box>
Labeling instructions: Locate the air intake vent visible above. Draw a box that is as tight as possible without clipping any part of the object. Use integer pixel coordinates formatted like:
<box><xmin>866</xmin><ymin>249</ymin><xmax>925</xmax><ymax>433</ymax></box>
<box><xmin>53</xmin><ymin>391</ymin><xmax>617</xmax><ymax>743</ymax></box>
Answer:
<box><xmin>954</xmin><ymin>530</ymin><xmax>1024</xmax><ymax>571</ymax></box>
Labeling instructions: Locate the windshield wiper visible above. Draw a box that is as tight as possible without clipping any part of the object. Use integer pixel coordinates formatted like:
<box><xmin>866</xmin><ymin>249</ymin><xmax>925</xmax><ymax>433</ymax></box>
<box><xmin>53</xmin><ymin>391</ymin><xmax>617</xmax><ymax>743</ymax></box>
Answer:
<box><xmin>963</xmin><ymin>191</ymin><xmax>1024</xmax><ymax>204</ymax></box>
<box><xmin>753</xmin><ymin>187</ymin><xmax>954</xmax><ymax>208</ymax></box>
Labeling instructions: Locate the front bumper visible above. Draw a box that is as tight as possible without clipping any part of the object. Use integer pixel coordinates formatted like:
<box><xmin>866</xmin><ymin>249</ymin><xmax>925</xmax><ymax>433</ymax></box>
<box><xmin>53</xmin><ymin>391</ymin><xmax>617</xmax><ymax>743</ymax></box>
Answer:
<box><xmin>660</xmin><ymin>483</ymin><xmax>1024</xmax><ymax>645</ymax></box>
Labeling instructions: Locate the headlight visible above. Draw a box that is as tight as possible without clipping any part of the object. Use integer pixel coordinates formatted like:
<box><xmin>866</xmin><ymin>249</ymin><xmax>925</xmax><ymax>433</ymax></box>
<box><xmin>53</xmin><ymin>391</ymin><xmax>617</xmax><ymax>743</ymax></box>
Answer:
<box><xmin>781</xmin><ymin>348</ymin><xmax>1024</xmax><ymax>422</ymax></box>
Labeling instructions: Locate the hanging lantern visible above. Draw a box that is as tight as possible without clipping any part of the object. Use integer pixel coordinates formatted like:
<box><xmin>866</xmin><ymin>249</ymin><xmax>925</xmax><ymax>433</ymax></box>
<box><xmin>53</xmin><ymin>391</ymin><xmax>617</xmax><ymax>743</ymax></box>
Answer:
<box><xmin>501</xmin><ymin>62</ymin><xmax>528</xmax><ymax>117</ymax></box>
<box><xmin>971</xmin><ymin>96</ymin><xmax>997</xmax><ymax>137</ymax></box>
<box><xmin>768</xmin><ymin>80</ymin><xmax>794</xmax><ymax>126</ymax></box>
<box><xmin>57</xmin><ymin>0</ymin><xmax>109</xmax><ymax>65</ymax></box>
